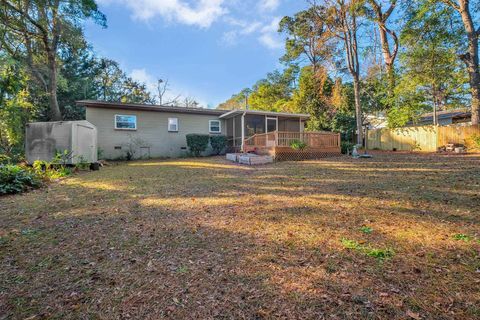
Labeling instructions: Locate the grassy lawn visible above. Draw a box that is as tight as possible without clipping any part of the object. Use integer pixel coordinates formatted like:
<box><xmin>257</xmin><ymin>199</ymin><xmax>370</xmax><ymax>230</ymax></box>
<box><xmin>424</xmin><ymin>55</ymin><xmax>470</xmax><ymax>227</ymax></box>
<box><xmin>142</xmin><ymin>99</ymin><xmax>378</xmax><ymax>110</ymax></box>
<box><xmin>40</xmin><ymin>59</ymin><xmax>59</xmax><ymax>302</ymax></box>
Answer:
<box><xmin>1</xmin><ymin>153</ymin><xmax>479</xmax><ymax>319</ymax></box>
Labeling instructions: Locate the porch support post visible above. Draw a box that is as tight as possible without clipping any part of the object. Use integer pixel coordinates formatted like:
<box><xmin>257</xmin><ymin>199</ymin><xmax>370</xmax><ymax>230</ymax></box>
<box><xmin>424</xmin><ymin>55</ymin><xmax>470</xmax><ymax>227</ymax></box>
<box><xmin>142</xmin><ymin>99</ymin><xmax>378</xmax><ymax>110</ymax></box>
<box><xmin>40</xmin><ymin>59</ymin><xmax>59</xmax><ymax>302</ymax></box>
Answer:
<box><xmin>233</xmin><ymin>117</ymin><xmax>236</xmax><ymax>147</ymax></box>
<box><xmin>241</xmin><ymin>112</ymin><xmax>246</xmax><ymax>152</ymax></box>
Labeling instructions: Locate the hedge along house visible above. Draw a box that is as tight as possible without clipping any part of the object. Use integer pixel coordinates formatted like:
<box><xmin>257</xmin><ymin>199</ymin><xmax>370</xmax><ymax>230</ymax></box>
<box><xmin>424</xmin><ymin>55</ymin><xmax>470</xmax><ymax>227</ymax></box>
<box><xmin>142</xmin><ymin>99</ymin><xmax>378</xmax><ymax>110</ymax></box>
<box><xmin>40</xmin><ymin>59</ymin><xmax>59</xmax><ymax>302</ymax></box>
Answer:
<box><xmin>77</xmin><ymin>100</ymin><xmax>340</xmax><ymax>160</ymax></box>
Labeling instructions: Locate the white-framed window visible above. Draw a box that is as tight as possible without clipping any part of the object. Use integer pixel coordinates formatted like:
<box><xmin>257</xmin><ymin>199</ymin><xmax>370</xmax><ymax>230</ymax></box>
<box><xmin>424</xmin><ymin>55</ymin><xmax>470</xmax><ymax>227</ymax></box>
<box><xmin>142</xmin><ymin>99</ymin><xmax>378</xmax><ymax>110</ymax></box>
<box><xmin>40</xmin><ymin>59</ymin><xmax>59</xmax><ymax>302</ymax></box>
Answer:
<box><xmin>168</xmin><ymin>118</ymin><xmax>178</xmax><ymax>132</ymax></box>
<box><xmin>209</xmin><ymin>120</ymin><xmax>221</xmax><ymax>133</ymax></box>
<box><xmin>115</xmin><ymin>115</ymin><xmax>137</xmax><ymax>130</ymax></box>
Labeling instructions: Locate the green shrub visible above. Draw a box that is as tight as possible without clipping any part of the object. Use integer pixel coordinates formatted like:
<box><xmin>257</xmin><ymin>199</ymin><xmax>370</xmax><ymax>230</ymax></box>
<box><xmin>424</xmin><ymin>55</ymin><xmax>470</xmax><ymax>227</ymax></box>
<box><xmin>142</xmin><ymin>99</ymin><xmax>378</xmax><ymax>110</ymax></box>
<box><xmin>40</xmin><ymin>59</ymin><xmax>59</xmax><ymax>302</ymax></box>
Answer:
<box><xmin>75</xmin><ymin>156</ymin><xmax>90</xmax><ymax>170</ymax></box>
<box><xmin>210</xmin><ymin>135</ymin><xmax>227</xmax><ymax>155</ymax></box>
<box><xmin>97</xmin><ymin>148</ymin><xmax>105</xmax><ymax>160</ymax></box>
<box><xmin>122</xmin><ymin>135</ymin><xmax>151</xmax><ymax>161</ymax></box>
<box><xmin>186</xmin><ymin>134</ymin><xmax>210</xmax><ymax>156</ymax></box>
<box><xmin>290</xmin><ymin>139</ymin><xmax>308</xmax><ymax>150</ymax></box>
<box><xmin>341</xmin><ymin>141</ymin><xmax>355</xmax><ymax>154</ymax></box>
<box><xmin>52</xmin><ymin>149</ymin><xmax>73</xmax><ymax>166</ymax></box>
<box><xmin>0</xmin><ymin>165</ymin><xmax>41</xmax><ymax>195</ymax></box>
<box><xmin>0</xmin><ymin>154</ymin><xmax>11</xmax><ymax>165</ymax></box>
<box><xmin>472</xmin><ymin>134</ymin><xmax>480</xmax><ymax>149</ymax></box>
<box><xmin>32</xmin><ymin>160</ymin><xmax>72</xmax><ymax>179</ymax></box>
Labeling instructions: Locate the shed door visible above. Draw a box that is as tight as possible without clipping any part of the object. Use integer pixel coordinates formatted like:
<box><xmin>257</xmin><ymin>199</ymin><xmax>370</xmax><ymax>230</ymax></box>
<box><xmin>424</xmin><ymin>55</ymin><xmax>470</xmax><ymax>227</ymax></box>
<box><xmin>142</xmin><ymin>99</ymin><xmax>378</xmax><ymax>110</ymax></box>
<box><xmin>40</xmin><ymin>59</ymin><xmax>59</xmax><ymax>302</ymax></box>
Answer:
<box><xmin>76</xmin><ymin>125</ymin><xmax>95</xmax><ymax>163</ymax></box>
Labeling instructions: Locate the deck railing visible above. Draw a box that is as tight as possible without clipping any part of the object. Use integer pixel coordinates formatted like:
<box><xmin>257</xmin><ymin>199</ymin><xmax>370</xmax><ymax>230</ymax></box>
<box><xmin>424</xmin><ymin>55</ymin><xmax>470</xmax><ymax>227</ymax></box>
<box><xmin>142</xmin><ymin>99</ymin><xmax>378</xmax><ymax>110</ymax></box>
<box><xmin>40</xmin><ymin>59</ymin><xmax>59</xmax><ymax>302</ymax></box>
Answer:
<box><xmin>244</xmin><ymin>131</ymin><xmax>340</xmax><ymax>149</ymax></box>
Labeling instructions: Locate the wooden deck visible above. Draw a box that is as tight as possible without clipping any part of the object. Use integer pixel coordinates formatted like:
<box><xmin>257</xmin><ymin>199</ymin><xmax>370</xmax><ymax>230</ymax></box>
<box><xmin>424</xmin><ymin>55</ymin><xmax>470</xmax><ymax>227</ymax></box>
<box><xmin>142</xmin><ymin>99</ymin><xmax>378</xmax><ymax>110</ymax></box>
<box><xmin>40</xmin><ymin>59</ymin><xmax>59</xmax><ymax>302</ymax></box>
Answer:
<box><xmin>244</xmin><ymin>131</ymin><xmax>341</xmax><ymax>161</ymax></box>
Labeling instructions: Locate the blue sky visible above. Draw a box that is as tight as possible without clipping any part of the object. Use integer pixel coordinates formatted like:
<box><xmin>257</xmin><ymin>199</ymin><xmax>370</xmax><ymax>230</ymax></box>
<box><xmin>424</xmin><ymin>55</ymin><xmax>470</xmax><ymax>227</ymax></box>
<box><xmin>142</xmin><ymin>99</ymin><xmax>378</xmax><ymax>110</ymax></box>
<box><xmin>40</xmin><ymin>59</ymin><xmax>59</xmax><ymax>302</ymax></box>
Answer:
<box><xmin>84</xmin><ymin>0</ymin><xmax>308</xmax><ymax>108</ymax></box>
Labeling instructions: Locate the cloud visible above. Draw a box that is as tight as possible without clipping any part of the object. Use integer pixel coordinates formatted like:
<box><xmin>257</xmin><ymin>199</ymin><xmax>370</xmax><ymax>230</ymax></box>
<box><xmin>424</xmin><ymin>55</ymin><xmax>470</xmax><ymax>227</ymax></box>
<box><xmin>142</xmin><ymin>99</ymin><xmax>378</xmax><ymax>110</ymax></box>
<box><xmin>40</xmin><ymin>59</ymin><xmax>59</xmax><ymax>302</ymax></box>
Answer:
<box><xmin>258</xmin><ymin>17</ymin><xmax>283</xmax><ymax>49</ymax></box>
<box><xmin>221</xmin><ymin>30</ymin><xmax>238</xmax><ymax>46</ymax></box>
<box><xmin>221</xmin><ymin>18</ymin><xmax>263</xmax><ymax>46</ymax></box>
<box><xmin>99</xmin><ymin>0</ymin><xmax>227</xmax><ymax>28</ymax></box>
<box><xmin>100</xmin><ymin>0</ymin><xmax>283</xmax><ymax>50</ymax></box>
<box><xmin>130</xmin><ymin>69</ymin><xmax>157</xmax><ymax>94</ymax></box>
<box><xmin>258</xmin><ymin>33</ymin><xmax>282</xmax><ymax>49</ymax></box>
<box><xmin>221</xmin><ymin>16</ymin><xmax>282</xmax><ymax>50</ymax></box>
<box><xmin>223</xmin><ymin>17</ymin><xmax>261</xmax><ymax>34</ymax></box>
<box><xmin>258</xmin><ymin>0</ymin><xmax>280</xmax><ymax>12</ymax></box>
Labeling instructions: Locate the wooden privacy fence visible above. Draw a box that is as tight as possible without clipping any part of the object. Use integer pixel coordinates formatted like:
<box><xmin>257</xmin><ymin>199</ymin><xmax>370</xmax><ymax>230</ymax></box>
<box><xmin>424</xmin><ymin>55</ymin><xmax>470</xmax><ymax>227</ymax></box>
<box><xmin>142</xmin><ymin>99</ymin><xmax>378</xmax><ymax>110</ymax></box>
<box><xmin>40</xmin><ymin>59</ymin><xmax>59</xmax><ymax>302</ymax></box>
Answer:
<box><xmin>367</xmin><ymin>124</ymin><xmax>480</xmax><ymax>152</ymax></box>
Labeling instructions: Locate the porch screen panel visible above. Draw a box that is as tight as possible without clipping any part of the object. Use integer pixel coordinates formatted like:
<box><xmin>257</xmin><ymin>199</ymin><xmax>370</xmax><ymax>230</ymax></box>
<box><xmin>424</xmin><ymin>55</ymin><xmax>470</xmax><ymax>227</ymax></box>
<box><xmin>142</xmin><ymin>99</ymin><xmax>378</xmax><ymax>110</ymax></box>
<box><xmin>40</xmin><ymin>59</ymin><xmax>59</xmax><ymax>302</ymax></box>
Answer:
<box><xmin>226</xmin><ymin>118</ymin><xmax>234</xmax><ymax>146</ymax></box>
<box><xmin>234</xmin><ymin>115</ymin><xmax>242</xmax><ymax>146</ymax></box>
<box><xmin>278</xmin><ymin>119</ymin><xmax>300</xmax><ymax>132</ymax></box>
<box><xmin>245</xmin><ymin>115</ymin><xmax>265</xmax><ymax>137</ymax></box>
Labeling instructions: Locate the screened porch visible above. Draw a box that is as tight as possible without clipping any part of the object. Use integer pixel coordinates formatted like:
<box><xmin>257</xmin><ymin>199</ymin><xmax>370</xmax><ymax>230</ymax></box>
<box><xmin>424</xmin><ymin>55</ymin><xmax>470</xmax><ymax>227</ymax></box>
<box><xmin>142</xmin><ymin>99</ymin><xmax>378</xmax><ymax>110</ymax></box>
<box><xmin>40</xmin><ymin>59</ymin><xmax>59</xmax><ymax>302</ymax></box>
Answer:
<box><xmin>220</xmin><ymin>109</ymin><xmax>341</xmax><ymax>160</ymax></box>
<box><xmin>220</xmin><ymin>109</ymin><xmax>308</xmax><ymax>151</ymax></box>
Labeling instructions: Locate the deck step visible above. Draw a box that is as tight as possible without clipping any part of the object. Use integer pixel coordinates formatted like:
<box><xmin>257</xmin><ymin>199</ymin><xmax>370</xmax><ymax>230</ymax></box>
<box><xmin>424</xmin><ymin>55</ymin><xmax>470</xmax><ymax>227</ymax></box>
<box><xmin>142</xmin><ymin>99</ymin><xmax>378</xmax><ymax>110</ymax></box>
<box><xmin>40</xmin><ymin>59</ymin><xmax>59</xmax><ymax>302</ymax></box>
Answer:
<box><xmin>226</xmin><ymin>153</ymin><xmax>274</xmax><ymax>165</ymax></box>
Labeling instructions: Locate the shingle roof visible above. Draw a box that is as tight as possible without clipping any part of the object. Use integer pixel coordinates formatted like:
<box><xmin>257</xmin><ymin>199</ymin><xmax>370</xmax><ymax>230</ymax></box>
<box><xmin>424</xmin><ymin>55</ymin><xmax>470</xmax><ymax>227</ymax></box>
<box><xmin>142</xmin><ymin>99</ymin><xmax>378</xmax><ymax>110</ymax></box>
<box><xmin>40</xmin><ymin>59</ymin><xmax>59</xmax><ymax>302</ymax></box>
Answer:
<box><xmin>77</xmin><ymin>100</ymin><xmax>310</xmax><ymax>118</ymax></box>
<box><xmin>76</xmin><ymin>100</ymin><xmax>226</xmax><ymax>116</ymax></box>
<box><xmin>218</xmin><ymin>109</ymin><xmax>310</xmax><ymax>119</ymax></box>
<box><xmin>418</xmin><ymin>109</ymin><xmax>471</xmax><ymax>122</ymax></box>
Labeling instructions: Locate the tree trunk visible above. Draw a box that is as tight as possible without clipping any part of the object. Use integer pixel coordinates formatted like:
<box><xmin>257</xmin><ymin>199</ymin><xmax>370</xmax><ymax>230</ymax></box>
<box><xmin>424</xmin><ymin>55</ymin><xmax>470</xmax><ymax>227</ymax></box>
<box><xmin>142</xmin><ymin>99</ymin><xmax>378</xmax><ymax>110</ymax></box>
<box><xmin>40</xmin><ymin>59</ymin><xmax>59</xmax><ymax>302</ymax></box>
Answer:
<box><xmin>468</xmin><ymin>70</ymin><xmax>480</xmax><ymax>125</ymax></box>
<box><xmin>369</xmin><ymin>1</ymin><xmax>398</xmax><ymax>99</ymax></box>
<box><xmin>353</xmin><ymin>75</ymin><xmax>363</xmax><ymax>145</ymax></box>
<box><xmin>432</xmin><ymin>85</ymin><xmax>438</xmax><ymax>126</ymax></box>
<box><xmin>378</xmin><ymin>25</ymin><xmax>395</xmax><ymax>91</ymax></box>
<box><xmin>47</xmin><ymin>51</ymin><xmax>62</xmax><ymax>121</ymax></box>
<box><xmin>464</xmin><ymin>37</ymin><xmax>480</xmax><ymax>125</ymax></box>
<box><xmin>458</xmin><ymin>1</ymin><xmax>480</xmax><ymax>125</ymax></box>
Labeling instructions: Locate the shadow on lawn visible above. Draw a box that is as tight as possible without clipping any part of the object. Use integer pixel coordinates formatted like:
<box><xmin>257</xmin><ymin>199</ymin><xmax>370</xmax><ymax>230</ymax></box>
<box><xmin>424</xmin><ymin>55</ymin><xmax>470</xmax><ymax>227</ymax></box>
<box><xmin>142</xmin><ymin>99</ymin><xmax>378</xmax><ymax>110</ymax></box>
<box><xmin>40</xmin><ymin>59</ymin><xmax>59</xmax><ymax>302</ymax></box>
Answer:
<box><xmin>1</xmin><ymin>154</ymin><xmax>479</xmax><ymax>319</ymax></box>
<box><xmin>2</xmin><ymin>199</ymin><xmax>478</xmax><ymax>319</ymax></box>
<box><xmin>115</xmin><ymin>155</ymin><xmax>480</xmax><ymax>225</ymax></box>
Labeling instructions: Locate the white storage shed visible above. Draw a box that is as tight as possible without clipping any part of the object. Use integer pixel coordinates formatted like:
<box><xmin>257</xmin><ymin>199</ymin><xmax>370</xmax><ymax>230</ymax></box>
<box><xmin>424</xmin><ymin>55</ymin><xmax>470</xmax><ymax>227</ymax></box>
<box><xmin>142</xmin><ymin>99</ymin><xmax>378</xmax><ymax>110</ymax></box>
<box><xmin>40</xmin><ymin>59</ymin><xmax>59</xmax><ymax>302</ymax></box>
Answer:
<box><xmin>25</xmin><ymin>121</ymin><xmax>98</xmax><ymax>165</ymax></box>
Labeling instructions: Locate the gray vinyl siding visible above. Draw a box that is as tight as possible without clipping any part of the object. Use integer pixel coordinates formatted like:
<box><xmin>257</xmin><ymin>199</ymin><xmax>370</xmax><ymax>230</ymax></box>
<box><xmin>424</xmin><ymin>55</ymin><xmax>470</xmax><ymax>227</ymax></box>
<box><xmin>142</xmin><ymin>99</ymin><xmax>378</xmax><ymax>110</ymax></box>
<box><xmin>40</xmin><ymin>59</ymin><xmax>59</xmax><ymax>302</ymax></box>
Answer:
<box><xmin>86</xmin><ymin>107</ymin><xmax>226</xmax><ymax>159</ymax></box>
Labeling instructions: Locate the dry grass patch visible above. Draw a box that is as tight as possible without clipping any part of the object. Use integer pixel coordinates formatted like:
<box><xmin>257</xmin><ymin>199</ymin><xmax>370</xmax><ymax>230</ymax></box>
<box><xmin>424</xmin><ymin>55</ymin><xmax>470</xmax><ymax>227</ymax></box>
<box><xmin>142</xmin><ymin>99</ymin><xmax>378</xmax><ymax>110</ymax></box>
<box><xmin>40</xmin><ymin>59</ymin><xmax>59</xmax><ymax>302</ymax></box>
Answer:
<box><xmin>1</xmin><ymin>153</ymin><xmax>479</xmax><ymax>319</ymax></box>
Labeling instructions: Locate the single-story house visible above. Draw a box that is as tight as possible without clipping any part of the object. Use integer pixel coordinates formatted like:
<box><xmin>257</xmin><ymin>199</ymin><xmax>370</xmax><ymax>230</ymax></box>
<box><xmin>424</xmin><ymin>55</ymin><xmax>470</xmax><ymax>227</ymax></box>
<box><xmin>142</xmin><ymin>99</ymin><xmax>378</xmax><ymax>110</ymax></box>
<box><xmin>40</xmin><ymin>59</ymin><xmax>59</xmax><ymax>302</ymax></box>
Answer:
<box><xmin>77</xmin><ymin>100</ymin><xmax>312</xmax><ymax>159</ymax></box>
<box><xmin>408</xmin><ymin>109</ymin><xmax>471</xmax><ymax>126</ymax></box>
<box><xmin>365</xmin><ymin>113</ymin><xmax>388</xmax><ymax>129</ymax></box>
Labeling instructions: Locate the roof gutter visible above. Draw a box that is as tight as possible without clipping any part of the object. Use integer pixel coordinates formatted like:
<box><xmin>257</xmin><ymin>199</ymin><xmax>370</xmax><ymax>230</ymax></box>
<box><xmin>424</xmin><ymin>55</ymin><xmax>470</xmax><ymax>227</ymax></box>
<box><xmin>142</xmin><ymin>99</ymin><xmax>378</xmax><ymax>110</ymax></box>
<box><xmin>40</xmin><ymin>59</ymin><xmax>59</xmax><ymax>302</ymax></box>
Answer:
<box><xmin>218</xmin><ymin>109</ymin><xmax>240</xmax><ymax>119</ymax></box>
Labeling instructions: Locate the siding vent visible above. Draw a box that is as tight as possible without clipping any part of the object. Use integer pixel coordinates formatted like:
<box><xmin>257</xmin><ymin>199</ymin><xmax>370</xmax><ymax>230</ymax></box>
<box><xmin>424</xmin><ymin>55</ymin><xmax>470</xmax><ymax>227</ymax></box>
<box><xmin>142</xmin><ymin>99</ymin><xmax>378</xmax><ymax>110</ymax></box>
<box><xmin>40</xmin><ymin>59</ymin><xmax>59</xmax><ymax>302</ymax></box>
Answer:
<box><xmin>114</xmin><ymin>146</ymin><xmax>122</xmax><ymax>150</ymax></box>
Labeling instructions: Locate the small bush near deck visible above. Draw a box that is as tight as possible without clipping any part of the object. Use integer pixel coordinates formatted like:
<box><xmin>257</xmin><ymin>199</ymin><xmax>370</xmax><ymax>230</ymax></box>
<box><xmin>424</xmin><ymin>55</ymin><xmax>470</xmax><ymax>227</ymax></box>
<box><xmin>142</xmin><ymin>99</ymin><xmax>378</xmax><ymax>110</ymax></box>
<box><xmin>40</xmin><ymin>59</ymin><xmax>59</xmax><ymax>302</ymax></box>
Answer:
<box><xmin>210</xmin><ymin>135</ymin><xmax>227</xmax><ymax>155</ymax></box>
<box><xmin>186</xmin><ymin>134</ymin><xmax>210</xmax><ymax>156</ymax></box>
<box><xmin>290</xmin><ymin>139</ymin><xmax>307</xmax><ymax>150</ymax></box>
<box><xmin>0</xmin><ymin>165</ymin><xmax>41</xmax><ymax>195</ymax></box>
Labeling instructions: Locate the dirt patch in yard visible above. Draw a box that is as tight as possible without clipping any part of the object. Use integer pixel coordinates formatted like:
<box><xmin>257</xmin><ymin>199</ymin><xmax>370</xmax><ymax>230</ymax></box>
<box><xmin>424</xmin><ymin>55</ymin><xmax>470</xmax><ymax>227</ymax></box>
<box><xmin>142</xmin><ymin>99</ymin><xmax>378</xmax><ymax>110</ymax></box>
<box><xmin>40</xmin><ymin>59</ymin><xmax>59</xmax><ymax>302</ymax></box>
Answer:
<box><xmin>1</xmin><ymin>153</ymin><xmax>479</xmax><ymax>319</ymax></box>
